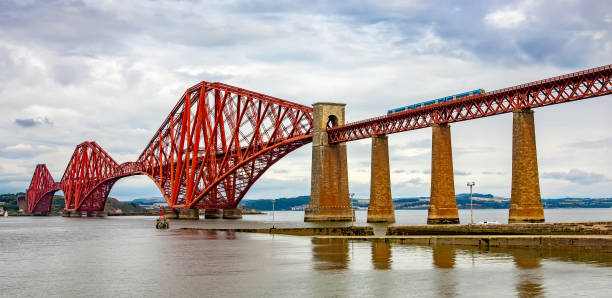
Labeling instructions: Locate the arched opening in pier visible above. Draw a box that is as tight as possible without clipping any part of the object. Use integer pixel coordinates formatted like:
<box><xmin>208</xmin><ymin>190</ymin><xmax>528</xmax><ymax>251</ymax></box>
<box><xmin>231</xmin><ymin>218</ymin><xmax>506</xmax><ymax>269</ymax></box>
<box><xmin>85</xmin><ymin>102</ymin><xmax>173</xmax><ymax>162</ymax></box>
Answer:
<box><xmin>327</xmin><ymin>115</ymin><xmax>338</xmax><ymax>128</ymax></box>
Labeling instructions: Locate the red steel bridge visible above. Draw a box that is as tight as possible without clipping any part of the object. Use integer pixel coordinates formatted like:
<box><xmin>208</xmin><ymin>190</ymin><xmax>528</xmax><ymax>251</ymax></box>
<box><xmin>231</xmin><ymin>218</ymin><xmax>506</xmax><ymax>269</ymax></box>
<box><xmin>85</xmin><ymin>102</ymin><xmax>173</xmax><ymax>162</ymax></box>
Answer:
<box><xmin>26</xmin><ymin>64</ymin><xmax>612</xmax><ymax>214</ymax></box>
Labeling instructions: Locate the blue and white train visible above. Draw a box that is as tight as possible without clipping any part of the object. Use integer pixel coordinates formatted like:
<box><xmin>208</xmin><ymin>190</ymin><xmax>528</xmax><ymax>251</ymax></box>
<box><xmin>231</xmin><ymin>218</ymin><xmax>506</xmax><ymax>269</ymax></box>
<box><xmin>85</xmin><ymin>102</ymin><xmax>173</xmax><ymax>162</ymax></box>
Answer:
<box><xmin>387</xmin><ymin>89</ymin><xmax>485</xmax><ymax>114</ymax></box>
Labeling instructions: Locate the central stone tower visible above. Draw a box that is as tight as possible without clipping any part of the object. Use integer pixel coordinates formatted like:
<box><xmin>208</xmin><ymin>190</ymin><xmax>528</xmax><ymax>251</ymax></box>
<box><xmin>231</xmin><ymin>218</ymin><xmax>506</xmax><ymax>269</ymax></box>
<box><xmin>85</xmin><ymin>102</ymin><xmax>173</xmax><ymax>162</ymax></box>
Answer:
<box><xmin>305</xmin><ymin>103</ymin><xmax>353</xmax><ymax>221</ymax></box>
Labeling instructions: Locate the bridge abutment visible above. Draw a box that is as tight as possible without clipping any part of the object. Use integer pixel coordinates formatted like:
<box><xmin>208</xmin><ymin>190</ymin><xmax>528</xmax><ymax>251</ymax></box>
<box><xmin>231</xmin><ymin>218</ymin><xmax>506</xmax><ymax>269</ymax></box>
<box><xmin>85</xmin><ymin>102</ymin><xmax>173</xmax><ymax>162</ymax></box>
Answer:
<box><xmin>222</xmin><ymin>208</ymin><xmax>243</xmax><ymax>219</ymax></box>
<box><xmin>367</xmin><ymin>135</ymin><xmax>395</xmax><ymax>223</ymax></box>
<box><xmin>305</xmin><ymin>103</ymin><xmax>353</xmax><ymax>222</ymax></box>
<box><xmin>509</xmin><ymin>109</ymin><xmax>545</xmax><ymax>223</ymax></box>
<box><xmin>427</xmin><ymin>123</ymin><xmax>459</xmax><ymax>225</ymax></box>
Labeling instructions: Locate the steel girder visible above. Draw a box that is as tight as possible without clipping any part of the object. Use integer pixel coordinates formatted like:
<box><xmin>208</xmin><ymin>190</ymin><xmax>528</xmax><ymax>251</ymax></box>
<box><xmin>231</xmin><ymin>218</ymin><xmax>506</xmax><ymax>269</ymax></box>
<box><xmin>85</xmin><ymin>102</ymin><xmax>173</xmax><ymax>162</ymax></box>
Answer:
<box><xmin>137</xmin><ymin>82</ymin><xmax>314</xmax><ymax>209</ymax></box>
<box><xmin>328</xmin><ymin>64</ymin><xmax>612</xmax><ymax>143</ymax></box>
<box><xmin>26</xmin><ymin>164</ymin><xmax>60</xmax><ymax>213</ymax></box>
<box><xmin>25</xmin><ymin>64</ymin><xmax>611</xmax><ymax>212</ymax></box>
<box><xmin>25</xmin><ymin>82</ymin><xmax>314</xmax><ymax>212</ymax></box>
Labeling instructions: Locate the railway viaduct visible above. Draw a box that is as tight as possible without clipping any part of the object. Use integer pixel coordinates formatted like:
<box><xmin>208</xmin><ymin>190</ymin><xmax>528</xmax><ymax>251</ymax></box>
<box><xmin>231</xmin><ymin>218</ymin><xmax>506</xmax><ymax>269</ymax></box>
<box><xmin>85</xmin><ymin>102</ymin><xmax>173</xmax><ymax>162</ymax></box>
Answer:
<box><xmin>25</xmin><ymin>64</ymin><xmax>612</xmax><ymax>223</ymax></box>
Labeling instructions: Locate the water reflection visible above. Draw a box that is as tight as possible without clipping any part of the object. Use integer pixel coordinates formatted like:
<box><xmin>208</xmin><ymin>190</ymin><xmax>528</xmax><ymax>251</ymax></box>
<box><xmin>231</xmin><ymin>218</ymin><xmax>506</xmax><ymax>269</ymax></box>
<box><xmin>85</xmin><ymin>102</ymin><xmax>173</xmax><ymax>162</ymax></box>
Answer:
<box><xmin>311</xmin><ymin>238</ymin><xmax>349</xmax><ymax>270</ymax></box>
<box><xmin>3</xmin><ymin>217</ymin><xmax>612</xmax><ymax>297</ymax></box>
<box><xmin>432</xmin><ymin>245</ymin><xmax>456</xmax><ymax>269</ymax></box>
<box><xmin>431</xmin><ymin>245</ymin><xmax>458</xmax><ymax>297</ymax></box>
<box><xmin>371</xmin><ymin>240</ymin><xmax>392</xmax><ymax>270</ymax></box>
<box><xmin>510</xmin><ymin>249</ymin><xmax>544</xmax><ymax>297</ymax></box>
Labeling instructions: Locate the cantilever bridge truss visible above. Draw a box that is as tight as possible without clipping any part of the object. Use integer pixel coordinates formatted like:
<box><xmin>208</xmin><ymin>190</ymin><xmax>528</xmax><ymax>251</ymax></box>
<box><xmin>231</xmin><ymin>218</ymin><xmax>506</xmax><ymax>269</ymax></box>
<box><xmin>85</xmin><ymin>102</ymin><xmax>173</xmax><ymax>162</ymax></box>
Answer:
<box><xmin>26</xmin><ymin>64</ymin><xmax>612</xmax><ymax>213</ymax></box>
<box><xmin>26</xmin><ymin>82</ymin><xmax>314</xmax><ymax>213</ymax></box>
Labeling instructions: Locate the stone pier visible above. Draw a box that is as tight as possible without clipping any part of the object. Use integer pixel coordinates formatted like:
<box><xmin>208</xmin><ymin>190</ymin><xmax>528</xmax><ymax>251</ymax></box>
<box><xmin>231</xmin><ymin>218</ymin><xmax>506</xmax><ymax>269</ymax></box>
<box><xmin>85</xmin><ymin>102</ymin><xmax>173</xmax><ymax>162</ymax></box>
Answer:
<box><xmin>164</xmin><ymin>208</ymin><xmax>200</xmax><ymax>219</ymax></box>
<box><xmin>427</xmin><ymin>123</ymin><xmax>459</xmax><ymax>224</ymax></box>
<box><xmin>65</xmin><ymin>210</ymin><xmax>82</xmax><ymax>217</ymax></box>
<box><xmin>509</xmin><ymin>109</ymin><xmax>545</xmax><ymax>223</ymax></box>
<box><xmin>86</xmin><ymin>211</ymin><xmax>107</xmax><ymax>217</ymax></box>
<box><xmin>178</xmin><ymin>209</ymin><xmax>200</xmax><ymax>220</ymax></box>
<box><xmin>305</xmin><ymin>103</ymin><xmax>353</xmax><ymax>221</ymax></box>
<box><xmin>222</xmin><ymin>208</ymin><xmax>243</xmax><ymax>219</ymax></box>
<box><xmin>367</xmin><ymin>135</ymin><xmax>395</xmax><ymax>223</ymax></box>
<box><xmin>204</xmin><ymin>209</ymin><xmax>223</xmax><ymax>219</ymax></box>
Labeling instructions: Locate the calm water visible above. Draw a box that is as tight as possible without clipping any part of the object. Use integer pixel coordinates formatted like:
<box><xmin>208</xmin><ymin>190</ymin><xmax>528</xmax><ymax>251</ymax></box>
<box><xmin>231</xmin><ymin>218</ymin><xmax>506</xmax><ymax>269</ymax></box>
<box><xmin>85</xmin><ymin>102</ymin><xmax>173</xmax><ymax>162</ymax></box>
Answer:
<box><xmin>1</xmin><ymin>209</ymin><xmax>611</xmax><ymax>297</ymax></box>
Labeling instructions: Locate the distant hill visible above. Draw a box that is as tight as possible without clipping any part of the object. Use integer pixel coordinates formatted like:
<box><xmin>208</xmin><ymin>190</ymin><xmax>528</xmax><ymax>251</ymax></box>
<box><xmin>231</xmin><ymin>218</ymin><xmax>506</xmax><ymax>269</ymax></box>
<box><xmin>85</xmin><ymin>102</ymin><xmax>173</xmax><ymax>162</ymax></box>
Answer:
<box><xmin>131</xmin><ymin>197</ymin><xmax>165</xmax><ymax>205</ymax></box>
<box><xmin>105</xmin><ymin>198</ymin><xmax>146</xmax><ymax>213</ymax></box>
<box><xmin>2</xmin><ymin>192</ymin><xmax>611</xmax><ymax>213</ymax></box>
<box><xmin>0</xmin><ymin>193</ymin><xmax>145</xmax><ymax>215</ymax></box>
<box><xmin>242</xmin><ymin>196</ymin><xmax>310</xmax><ymax>211</ymax></box>
<box><xmin>238</xmin><ymin>194</ymin><xmax>612</xmax><ymax>210</ymax></box>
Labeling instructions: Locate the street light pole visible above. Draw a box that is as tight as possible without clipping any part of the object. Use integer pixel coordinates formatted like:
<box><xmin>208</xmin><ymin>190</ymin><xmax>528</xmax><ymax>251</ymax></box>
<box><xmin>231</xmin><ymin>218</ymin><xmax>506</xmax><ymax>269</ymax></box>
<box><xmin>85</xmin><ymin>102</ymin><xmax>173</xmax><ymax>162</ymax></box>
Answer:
<box><xmin>467</xmin><ymin>181</ymin><xmax>475</xmax><ymax>224</ymax></box>
<box><xmin>272</xmin><ymin>199</ymin><xmax>275</xmax><ymax>223</ymax></box>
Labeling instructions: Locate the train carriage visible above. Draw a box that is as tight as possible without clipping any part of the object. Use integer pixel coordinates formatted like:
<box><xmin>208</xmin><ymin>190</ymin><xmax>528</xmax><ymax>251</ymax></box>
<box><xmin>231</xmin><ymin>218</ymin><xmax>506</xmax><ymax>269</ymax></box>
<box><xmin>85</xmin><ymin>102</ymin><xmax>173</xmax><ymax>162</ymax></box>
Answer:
<box><xmin>388</xmin><ymin>89</ymin><xmax>485</xmax><ymax>114</ymax></box>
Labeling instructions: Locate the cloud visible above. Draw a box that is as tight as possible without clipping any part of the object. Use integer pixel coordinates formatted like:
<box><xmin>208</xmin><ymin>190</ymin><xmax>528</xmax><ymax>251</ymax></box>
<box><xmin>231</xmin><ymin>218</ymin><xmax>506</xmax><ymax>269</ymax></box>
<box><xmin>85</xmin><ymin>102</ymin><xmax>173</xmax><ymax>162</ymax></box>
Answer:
<box><xmin>0</xmin><ymin>0</ymin><xmax>611</xmax><ymax>199</ymax></box>
<box><xmin>14</xmin><ymin>117</ymin><xmax>53</xmax><ymax>127</ymax></box>
<box><xmin>482</xmin><ymin>171</ymin><xmax>504</xmax><ymax>175</ymax></box>
<box><xmin>542</xmin><ymin>169</ymin><xmax>608</xmax><ymax>185</ymax></box>
<box><xmin>407</xmin><ymin>177</ymin><xmax>422</xmax><ymax>185</ymax></box>
<box><xmin>2</xmin><ymin>143</ymin><xmax>54</xmax><ymax>158</ymax></box>
<box><xmin>484</xmin><ymin>9</ymin><xmax>527</xmax><ymax>29</ymax></box>
<box><xmin>454</xmin><ymin>170</ymin><xmax>471</xmax><ymax>176</ymax></box>
<box><xmin>454</xmin><ymin>146</ymin><xmax>496</xmax><ymax>156</ymax></box>
<box><xmin>565</xmin><ymin>137</ymin><xmax>612</xmax><ymax>149</ymax></box>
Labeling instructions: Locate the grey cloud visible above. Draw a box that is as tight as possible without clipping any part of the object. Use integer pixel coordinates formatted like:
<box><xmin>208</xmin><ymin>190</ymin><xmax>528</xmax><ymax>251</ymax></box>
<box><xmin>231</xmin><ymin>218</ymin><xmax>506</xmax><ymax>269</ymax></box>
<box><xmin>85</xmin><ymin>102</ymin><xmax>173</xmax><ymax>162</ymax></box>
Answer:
<box><xmin>455</xmin><ymin>146</ymin><xmax>496</xmax><ymax>156</ymax></box>
<box><xmin>423</xmin><ymin>170</ymin><xmax>431</xmax><ymax>174</ymax></box>
<box><xmin>407</xmin><ymin>177</ymin><xmax>422</xmax><ymax>184</ymax></box>
<box><xmin>0</xmin><ymin>0</ymin><xmax>136</xmax><ymax>56</ymax></box>
<box><xmin>393</xmin><ymin>169</ymin><xmax>405</xmax><ymax>174</ymax></box>
<box><xmin>329</xmin><ymin>1</ymin><xmax>611</xmax><ymax>67</ymax></box>
<box><xmin>249</xmin><ymin>51</ymin><xmax>321</xmax><ymax>63</ymax></box>
<box><xmin>542</xmin><ymin>169</ymin><xmax>608</xmax><ymax>185</ymax></box>
<box><xmin>455</xmin><ymin>170</ymin><xmax>471</xmax><ymax>176</ymax></box>
<box><xmin>15</xmin><ymin>117</ymin><xmax>53</xmax><ymax>127</ymax></box>
<box><xmin>395</xmin><ymin>138</ymin><xmax>431</xmax><ymax>149</ymax></box>
<box><xmin>483</xmin><ymin>171</ymin><xmax>504</xmax><ymax>175</ymax></box>
<box><xmin>565</xmin><ymin>138</ymin><xmax>612</xmax><ymax>149</ymax></box>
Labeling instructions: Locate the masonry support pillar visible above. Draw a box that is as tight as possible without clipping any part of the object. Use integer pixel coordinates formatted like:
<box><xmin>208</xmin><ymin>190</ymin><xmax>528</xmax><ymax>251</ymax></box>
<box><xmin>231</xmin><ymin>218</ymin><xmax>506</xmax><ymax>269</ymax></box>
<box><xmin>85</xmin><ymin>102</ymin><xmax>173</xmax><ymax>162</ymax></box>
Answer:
<box><xmin>428</xmin><ymin>123</ymin><xmax>459</xmax><ymax>224</ymax></box>
<box><xmin>509</xmin><ymin>109</ymin><xmax>545</xmax><ymax>223</ymax></box>
<box><xmin>305</xmin><ymin>102</ymin><xmax>353</xmax><ymax>222</ymax></box>
<box><xmin>367</xmin><ymin>135</ymin><xmax>395</xmax><ymax>223</ymax></box>
<box><xmin>86</xmin><ymin>211</ymin><xmax>106</xmax><ymax>217</ymax></box>
<box><xmin>204</xmin><ymin>209</ymin><xmax>223</xmax><ymax>219</ymax></box>
<box><xmin>178</xmin><ymin>208</ymin><xmax>200</xmax><ymax>220</ymax></box>
<box><xmin>222</xmin><ymin>208</ymin><xmax>242</xmax><ymax>219</ymax></box>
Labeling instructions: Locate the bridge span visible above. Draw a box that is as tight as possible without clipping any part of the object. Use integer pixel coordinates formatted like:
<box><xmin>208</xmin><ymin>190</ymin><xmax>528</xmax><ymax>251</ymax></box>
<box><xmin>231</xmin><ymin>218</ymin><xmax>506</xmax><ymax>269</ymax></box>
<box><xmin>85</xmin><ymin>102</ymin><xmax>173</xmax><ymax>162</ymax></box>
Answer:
<box><xmin>25</xmin><ymin>64</ymin><xmax>611</xmax><ymax>223</ymax></box>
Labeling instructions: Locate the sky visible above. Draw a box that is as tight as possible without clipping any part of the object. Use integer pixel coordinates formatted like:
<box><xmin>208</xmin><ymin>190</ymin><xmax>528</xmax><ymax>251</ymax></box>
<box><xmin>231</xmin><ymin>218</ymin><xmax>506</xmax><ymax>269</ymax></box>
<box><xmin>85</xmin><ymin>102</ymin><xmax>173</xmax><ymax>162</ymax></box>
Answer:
<box><xmin>1</xmin><ymin>0</ymin><xmax>611</xmax><ymax>201</ymax></box>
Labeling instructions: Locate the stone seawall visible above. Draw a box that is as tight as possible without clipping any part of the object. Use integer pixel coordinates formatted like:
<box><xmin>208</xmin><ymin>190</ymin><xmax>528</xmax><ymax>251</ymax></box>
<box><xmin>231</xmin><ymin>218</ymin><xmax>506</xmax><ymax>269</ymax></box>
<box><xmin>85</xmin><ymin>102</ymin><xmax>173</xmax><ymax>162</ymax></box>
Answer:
<box><xmin>184</xmin><ymin>226</ymin><xmax>374</xmax><ymax>236</ymax></box>
<box><xmin>387</xmin><ymin>222</ymin><xmax>612</xmax><ymax>236</ymax></box>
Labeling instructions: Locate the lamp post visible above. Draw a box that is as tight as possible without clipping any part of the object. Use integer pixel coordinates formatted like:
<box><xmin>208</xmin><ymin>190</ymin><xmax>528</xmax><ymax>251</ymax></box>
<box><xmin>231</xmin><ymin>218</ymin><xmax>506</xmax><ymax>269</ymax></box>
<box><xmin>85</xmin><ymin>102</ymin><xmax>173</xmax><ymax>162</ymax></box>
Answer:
<box><xmin>272</xmin><ymin>199</ymin><xmax>275</xmax><ymax>223</ymax></box>
<box><xmin>467</xmin><ymin>181</ymin><xmax>475</xmax><ymax>224</ymax></box>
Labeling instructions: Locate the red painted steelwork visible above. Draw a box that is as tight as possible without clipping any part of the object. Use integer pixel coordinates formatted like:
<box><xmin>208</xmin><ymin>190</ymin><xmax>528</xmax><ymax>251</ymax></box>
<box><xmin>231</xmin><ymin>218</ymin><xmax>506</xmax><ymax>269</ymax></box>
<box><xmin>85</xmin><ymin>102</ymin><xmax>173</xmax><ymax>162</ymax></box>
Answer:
<box><xmin>328</xmin><ymin>64</ymin><xmax>612</xmax><ymax>143</ymax></box>
<box><xmin>26</xmin><ymin>164</ymin><xmax>60</xmax><ymax>214</ymax></box>
<box><xmin>136</xmin><ymin>82</ymin><xmax>313</xmax><ymax>209</ymax></box>
<box><xmin>25</xmin><ymin>82</ymin><xmax>314</xmax><ymax>212</ymax></box>
<box><xmin>25</xmin><ymin>64</ymin><xmax>611</xmax><ymax>212</ymax></box>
